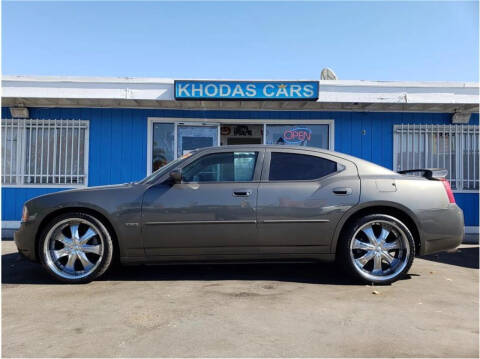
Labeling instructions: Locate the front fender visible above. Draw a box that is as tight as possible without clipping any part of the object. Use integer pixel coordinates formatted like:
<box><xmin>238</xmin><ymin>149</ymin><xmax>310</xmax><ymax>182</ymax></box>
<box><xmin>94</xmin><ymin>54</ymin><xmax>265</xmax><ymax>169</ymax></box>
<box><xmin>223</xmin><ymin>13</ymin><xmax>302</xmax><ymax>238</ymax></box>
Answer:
<box><xmin>26</xmin><ymin>184</ymin><xmax>146</xmax><ymax>260</ymax></box>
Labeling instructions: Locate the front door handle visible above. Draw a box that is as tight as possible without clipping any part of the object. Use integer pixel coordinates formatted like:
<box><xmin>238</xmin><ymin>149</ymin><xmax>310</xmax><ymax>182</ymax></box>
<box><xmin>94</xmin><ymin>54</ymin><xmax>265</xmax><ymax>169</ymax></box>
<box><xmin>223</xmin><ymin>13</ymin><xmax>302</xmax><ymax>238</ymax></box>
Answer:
<box><xmin>233</xmin><ymin>190</ymin><xmax>252</xmax><ymax>197</ymax></box>
<box><xmin>333</xmin><ymin>187</ymin><xmax>352</xmax><ymax>195</ymax></box>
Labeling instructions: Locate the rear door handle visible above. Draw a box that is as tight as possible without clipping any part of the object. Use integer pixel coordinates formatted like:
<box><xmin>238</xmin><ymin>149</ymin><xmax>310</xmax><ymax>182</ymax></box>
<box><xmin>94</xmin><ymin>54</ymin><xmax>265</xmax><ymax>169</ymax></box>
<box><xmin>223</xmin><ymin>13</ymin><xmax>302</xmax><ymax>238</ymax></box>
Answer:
<box><xmin>333</xmin><ymin>187</ymin><xmax>352</xmax><ymax>195</ymax></box>
<box><xmin>233</xmin><ymin>190</ymin><xmax>252</xmax><ymax>197</ymax></box>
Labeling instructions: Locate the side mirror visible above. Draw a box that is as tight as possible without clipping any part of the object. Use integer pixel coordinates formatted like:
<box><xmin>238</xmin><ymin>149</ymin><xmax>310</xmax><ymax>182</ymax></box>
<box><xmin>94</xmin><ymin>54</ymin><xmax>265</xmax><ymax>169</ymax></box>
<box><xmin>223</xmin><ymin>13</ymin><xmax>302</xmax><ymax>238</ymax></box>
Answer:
<box><xmin>169</xmin><ymin>170</ymin><xmax>182</xmax><ymax>184</ymax></box>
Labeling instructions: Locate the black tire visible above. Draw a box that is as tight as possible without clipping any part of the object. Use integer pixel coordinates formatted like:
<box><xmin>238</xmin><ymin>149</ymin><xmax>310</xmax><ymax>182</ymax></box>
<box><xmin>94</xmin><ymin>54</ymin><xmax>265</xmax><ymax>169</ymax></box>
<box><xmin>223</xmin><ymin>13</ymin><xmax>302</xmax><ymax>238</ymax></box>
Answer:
<box><xmin>338</xmin><ymin>214</ymin><xmax>415</xmax><ymax>285</ymax></box>
<box><xmin>38</xmin><ymin>212</ymin><xmax>114</xmax><ymax>284</ymax></box>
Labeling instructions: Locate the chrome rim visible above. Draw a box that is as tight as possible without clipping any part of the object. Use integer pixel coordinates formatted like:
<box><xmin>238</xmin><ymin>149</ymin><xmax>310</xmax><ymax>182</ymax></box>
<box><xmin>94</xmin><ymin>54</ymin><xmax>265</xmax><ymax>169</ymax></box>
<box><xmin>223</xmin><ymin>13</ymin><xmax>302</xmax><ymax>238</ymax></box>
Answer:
<box><xmin>43</xmin><ymin>218</ymin><xmax>104</xmax><ymax>280</ymax></box>
<box><xmin>349</xmin><ymin>219</ymin><xmax>410</xmax><ymax>282</ymax></box>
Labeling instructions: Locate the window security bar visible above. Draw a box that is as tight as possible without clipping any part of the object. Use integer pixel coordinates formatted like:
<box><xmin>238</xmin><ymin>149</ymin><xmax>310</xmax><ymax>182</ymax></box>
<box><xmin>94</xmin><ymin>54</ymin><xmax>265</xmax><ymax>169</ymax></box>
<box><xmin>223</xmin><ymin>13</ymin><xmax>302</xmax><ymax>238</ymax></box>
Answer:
<box><xmin>394</xmin><ymin>124</ymin><xmax>479</xmax><ymax>191</ymax></box>
<box><xmin>1</xmin><ymin>119</ymin><xmax>89</xmax><ymax>186</ymax></box>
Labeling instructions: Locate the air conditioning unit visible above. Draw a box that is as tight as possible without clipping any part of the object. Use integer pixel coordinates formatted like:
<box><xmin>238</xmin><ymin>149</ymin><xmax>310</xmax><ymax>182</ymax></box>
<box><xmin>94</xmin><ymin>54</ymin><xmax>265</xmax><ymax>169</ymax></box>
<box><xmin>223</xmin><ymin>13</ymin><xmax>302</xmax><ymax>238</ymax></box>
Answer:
<box><xmin>451</xmin><ymin>112</ymin><xmax>471</xmax><ymax>124</ymax></box>
<box><xmin>10</xmin><ymin>106</ymin><xmax>29</xmax><ymax>118</ymax></box>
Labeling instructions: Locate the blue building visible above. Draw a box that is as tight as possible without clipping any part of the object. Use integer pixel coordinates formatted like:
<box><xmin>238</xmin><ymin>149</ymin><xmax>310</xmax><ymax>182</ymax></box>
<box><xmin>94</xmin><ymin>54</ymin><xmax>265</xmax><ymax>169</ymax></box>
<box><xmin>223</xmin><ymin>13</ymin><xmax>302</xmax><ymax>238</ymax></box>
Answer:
<box><xmin>2</xmin><ymin>76</ymin><xmax>479</xmax><ymax>235</ymax></box>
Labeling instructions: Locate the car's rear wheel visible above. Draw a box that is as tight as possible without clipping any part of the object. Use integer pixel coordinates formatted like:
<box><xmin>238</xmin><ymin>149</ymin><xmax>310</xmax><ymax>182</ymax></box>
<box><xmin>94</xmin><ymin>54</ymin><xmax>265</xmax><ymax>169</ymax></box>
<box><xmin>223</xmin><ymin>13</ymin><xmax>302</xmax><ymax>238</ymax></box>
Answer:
<box><xmin>339</xmin><ymin>214</ymin><xmax>415</xmax><ymax>285</ymax></box>
<box><xmin>39</xmin><ymin>212</ymin><xmax>113</xmax><ymax>283</ymax></box>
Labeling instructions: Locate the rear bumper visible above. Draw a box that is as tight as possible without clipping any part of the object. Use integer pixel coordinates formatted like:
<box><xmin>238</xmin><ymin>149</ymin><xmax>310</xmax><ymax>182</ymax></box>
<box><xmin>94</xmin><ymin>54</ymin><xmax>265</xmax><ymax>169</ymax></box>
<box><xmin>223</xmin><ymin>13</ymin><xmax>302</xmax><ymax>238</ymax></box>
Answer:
<box><xmin>14</xmin><ymin>221</ymin><xmax>38</xmax><ymax>262</ymax></box>
<box><xmin>418</xmin><ymin>204</ymin><xmax>464</xmax><ymax>256</ymax></box>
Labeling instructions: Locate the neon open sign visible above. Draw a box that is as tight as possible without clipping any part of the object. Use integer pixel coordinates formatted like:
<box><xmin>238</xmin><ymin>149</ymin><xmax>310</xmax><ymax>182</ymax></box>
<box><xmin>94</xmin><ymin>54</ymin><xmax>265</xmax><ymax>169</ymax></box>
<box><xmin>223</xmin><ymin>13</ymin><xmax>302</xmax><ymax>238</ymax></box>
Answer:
<box><xmin>283</xmin><ymin>127</ymin><xmax>312</xmax><ymax>144</ymax></box>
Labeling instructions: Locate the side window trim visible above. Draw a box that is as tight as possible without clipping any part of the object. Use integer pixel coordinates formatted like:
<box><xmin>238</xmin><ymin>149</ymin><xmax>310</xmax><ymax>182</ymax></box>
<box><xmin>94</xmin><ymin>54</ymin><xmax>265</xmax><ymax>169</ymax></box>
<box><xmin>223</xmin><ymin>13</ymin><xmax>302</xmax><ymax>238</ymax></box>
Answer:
<box><xmin>262</xmin><ymin>149</ymin><xmax>343</xmax><ymax>183</ymax></box>
<box><xmin>179</xmin><ymin>149</ymin><xmax>265</xmax><ymax>184</ymax></box>
<box><xmin>260</xmin><ymin>150</ymin><xmax>272</xmax><ymax>182</ymax></box>
<box><xmin>253</xmin><ymin>149</ymin><xmax>266</xmax><ymax>181</ymax></box>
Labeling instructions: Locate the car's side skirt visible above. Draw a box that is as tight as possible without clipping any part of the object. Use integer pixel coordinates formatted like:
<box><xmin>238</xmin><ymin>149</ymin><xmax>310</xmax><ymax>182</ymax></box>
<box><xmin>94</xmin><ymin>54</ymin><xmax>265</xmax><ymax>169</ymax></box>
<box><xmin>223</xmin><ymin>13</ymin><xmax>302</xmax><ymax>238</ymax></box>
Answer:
<box><xmin>120</xmin><ymin>251</ymin><xmax>335</xmax><ymax>265</ymax></box>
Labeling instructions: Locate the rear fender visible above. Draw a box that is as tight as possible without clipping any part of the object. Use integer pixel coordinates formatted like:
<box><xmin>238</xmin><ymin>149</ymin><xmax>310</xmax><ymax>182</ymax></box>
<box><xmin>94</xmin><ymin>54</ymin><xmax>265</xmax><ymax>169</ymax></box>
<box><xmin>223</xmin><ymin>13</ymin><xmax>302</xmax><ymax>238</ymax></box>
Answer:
<box><xmin>330</xmin><ymin>200</ymin><xmax>421</xmax><ymax>254</ymax></box>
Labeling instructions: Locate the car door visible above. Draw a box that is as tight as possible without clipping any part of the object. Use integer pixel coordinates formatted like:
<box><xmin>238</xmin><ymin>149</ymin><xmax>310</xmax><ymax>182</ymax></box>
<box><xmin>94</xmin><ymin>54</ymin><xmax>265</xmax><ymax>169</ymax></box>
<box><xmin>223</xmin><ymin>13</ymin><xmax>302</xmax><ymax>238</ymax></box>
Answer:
<box><xmin>141</xmin><ymin>148</ymin><xmax>264</xmax><ymax>257</ymax></box>
<box><xmin>257</xmin><ymin>149</ymin><xmax>360</xmax><ymax>252</ymax></box>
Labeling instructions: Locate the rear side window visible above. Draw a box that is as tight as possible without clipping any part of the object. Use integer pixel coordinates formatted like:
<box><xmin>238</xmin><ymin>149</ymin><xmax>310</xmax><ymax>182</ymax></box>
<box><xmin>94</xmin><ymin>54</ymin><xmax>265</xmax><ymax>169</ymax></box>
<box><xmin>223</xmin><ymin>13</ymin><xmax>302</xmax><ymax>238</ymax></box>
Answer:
<box><xmin>269</xmin><ymin>152</ymin><xmax>337</xmax><ymax>181</ymax></box>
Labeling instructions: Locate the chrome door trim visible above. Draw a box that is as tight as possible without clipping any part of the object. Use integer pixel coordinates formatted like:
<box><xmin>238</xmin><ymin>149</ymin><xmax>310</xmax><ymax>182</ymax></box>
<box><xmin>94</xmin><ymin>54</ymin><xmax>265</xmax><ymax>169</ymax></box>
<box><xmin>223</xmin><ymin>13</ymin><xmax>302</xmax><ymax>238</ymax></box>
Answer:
<box><xmin>260</xmin><ymin>219</ymin><xmax>330</xmax><ymax>224</ymax></box>
<box><xmin>144</xmin><ymin>220</ymin><xmax>257</xmax><ymax>226</ymax></box>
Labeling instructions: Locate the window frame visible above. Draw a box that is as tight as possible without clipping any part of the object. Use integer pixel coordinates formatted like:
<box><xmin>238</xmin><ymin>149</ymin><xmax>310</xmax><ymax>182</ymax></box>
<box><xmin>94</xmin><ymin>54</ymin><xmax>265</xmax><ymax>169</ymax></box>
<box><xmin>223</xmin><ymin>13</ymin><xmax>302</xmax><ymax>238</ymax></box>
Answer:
<box><xmin>261</xmin><ymin>148</ymin><xmax>343</xmax><ymax>183</ymax></box>
<box><xmin>393</xmin><ymin>124</ymin><xmax>479</xmax><ymax>193</ymax></box>
<box><xmin>146</xmin><ymin>117</ymin><xmax>335</xmax><ymax>175</ymax></box>
<box><xmin>1</xmin><ymin>119</ymin><xmax>89</xmax><ymax>188</ymax></box>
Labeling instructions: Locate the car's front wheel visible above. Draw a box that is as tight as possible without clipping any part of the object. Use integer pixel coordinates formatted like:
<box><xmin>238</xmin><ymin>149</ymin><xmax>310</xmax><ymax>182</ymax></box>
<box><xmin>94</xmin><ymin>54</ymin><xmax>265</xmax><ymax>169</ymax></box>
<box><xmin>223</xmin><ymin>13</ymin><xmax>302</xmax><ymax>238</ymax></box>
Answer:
<box><xmin>39</xmin><ymin>212</ymin><xmax>114</xmax><ymax>283</ymax></box>
<box><xmin>339</xmin><ymin>214</ymin><xmax>415</xmax><ymax>285</ymax></box>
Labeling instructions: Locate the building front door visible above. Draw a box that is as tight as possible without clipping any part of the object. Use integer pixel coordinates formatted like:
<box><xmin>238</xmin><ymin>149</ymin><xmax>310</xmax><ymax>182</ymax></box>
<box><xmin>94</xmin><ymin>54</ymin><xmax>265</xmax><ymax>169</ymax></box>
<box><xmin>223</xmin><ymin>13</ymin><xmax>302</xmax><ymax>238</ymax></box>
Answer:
<box><xmin>177</xmin><ymin>124</ymin><xmax>219</xmax><ymax>157</ymax></box>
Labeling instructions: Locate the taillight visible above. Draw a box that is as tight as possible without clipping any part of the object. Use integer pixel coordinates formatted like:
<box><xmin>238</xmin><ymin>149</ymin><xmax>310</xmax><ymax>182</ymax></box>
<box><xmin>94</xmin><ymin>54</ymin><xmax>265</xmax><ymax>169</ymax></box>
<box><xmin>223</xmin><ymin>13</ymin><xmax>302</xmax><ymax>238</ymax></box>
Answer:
<box><xmin>440</xmin><ymin>178</ymin><xmax>455</xmax><ymax>203</ymax></box>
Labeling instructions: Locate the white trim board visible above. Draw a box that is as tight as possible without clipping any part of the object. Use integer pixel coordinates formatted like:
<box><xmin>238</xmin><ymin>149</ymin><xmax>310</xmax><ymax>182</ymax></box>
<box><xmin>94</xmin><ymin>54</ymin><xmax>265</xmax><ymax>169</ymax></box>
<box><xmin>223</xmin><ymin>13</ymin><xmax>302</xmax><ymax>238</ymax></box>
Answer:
<box><xmin>2</xmin><ymin>76</ymin><xmax>478</xmax><ymax>113</ymax></box>
<box><xmin>2</xmin><ymin>221</ymin><xmax>21</xmax><ymax>230</ymax></box>
<box><xmin>3</xmin><ymin>75</ymin><xmax>477</xmax><ymax>87</ymax></box>
<box><xmin>465</xmin><ymin>226</ymin><xmax>479</xmax><ymax>234</ymax></box>
<box><xmin>2</xmin><ymin>185</ymin><xmax>85</xmax><ymax>189</ymax></box>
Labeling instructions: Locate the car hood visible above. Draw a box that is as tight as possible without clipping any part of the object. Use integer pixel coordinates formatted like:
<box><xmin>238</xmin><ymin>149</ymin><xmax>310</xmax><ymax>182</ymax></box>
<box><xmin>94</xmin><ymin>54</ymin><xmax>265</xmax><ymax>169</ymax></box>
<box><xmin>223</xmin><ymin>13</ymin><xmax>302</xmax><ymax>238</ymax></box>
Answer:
<box><xmin>26</xmin><ymin>182</ymin><xmax>138</xmax><ymax>205</ymax></box>
<box><xmin>64</xmin><ymin>182</ymin><xmax>135</xmax><ymax>193</ymax></box>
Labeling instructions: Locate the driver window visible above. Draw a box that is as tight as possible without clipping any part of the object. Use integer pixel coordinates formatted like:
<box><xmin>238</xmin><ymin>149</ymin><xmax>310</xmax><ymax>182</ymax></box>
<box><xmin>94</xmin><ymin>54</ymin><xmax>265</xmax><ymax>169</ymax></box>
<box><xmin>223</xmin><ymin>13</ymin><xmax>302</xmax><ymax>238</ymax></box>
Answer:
<box><xmin>182</xmin><ymin>152</ymin><xmax>258</xmax><ymax>182</ymax></box>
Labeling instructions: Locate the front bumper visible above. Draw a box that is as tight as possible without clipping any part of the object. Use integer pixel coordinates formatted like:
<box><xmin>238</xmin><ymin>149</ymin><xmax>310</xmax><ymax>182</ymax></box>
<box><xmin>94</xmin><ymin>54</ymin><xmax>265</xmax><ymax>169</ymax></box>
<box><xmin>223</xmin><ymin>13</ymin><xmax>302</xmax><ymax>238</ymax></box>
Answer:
<box><xmin>418</xmin><ymin>204</ymin><xmax>464</xmax><ymax>256</ymax></box>
<box><xmin>14</xmin><ymin>221</ymin><xmax>38</xmax><ymax>262</ymax></box>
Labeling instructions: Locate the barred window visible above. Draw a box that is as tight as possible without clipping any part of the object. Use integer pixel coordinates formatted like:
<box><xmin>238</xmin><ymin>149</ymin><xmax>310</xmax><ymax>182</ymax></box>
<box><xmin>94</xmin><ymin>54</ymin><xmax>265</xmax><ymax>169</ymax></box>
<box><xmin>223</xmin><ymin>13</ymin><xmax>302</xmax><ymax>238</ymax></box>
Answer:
<box><xmin>1</xmin><ymin>119</ymin><xmax>89</xmax><ymax>186</ymax></box>
<box><xmin>394</xmin><ymin>124</ymin><xmax>479</xmax><ymax>191</ymax></box>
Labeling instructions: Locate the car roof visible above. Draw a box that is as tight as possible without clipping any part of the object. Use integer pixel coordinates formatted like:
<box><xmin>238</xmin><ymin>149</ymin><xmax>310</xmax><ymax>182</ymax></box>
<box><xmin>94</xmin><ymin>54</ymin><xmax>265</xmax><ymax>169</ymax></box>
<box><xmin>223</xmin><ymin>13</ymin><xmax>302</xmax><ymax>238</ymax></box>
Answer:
<box><xmin>195</xmin><ymin>145</ymin><xmax>397</xmax><ymax>176</ymax></box>
<box><xmin>196</xmin><ymin>144</ymin><xmax>352</xmax><ymax>161</ymax></box>
<box><xmin>198</xmin><ymin>144</ymin><xmax>335</xmax><ymax>154</ymax></box>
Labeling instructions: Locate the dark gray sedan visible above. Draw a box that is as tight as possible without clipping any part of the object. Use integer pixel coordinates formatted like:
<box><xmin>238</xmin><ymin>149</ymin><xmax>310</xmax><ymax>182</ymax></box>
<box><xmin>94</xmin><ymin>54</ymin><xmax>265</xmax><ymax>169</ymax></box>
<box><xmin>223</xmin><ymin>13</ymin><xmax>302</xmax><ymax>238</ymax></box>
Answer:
<box><xmin>14</xmin><ymin>145</ymin><xmax>464</xmax><ymax>284</ymax></box>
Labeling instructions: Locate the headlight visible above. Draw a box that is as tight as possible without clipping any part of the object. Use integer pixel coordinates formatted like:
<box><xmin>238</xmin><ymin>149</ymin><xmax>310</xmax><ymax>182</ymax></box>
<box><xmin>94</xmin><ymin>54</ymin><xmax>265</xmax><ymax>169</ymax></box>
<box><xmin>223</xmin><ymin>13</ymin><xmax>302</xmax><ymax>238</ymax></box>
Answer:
<box><xmin>21</xmin><ymin>205</ymin><xmax>29</xmax><ymax>222</ymax></box>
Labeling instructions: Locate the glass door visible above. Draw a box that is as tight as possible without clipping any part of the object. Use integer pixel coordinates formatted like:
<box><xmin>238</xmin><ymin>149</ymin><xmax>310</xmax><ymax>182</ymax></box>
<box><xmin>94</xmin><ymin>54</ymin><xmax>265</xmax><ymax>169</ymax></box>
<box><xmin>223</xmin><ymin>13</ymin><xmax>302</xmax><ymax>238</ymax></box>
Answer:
<box><xmin>176</xmin><ymin>124</ymin><xmax>220</xmax><ymax>157</ymax></box>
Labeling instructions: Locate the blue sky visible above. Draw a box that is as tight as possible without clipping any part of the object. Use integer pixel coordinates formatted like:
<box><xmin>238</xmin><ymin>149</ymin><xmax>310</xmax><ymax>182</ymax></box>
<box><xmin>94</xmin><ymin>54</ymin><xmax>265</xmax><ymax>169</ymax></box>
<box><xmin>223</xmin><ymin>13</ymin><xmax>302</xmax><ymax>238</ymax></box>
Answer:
<box><xmin>2</xmin><ymin>1</ymin><xmax>478</xmax><ymax>81</ymax></box>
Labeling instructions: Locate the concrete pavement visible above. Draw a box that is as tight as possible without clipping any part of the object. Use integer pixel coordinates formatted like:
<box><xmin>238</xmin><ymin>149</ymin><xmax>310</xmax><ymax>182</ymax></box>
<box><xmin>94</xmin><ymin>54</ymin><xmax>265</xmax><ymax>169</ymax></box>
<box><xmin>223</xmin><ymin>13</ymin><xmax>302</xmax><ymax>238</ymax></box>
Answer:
<box><xmin>2</xmin><ymin>240</ymin><xmax>479</xmax><ymax>357</ymax></box>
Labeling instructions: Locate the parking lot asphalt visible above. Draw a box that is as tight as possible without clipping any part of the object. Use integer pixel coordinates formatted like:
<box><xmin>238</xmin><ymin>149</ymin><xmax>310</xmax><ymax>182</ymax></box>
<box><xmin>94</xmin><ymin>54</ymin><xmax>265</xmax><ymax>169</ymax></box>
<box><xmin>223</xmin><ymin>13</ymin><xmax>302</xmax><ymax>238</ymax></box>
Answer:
<box><xmin>2</xmin><ymin>239</ymin><xmax>479</xmax><ymax>358</ymax></box>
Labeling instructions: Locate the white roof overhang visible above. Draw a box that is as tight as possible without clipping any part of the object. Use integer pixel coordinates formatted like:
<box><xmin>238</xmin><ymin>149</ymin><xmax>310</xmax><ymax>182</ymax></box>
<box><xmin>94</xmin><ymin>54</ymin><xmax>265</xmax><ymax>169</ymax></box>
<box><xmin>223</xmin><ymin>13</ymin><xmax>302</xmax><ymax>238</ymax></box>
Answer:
<box><xmin>2</xmin><ymin>75</ymin><xmax>479</xmax><ymax>113</ymax></box>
